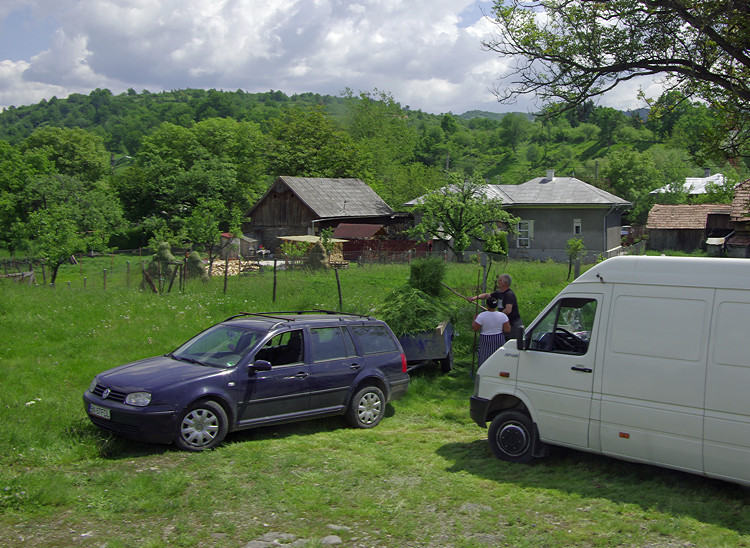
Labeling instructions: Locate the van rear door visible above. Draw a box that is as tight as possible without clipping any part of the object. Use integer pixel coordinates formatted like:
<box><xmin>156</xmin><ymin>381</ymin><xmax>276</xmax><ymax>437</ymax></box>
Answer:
<box><xmin>517</xmin><ymin>295</ymin><xmax>601</xmax><ymax>448</ymax></box>
<box><xmin>704</xmin><ymin>290</ymin><xmax>750</xmax><ymax>485</ymax></box>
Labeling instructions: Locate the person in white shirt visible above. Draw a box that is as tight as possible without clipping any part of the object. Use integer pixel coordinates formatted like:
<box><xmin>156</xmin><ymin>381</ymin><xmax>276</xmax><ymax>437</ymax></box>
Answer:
<box><xmin>472</xmin><ymin>296</ymin><xmax>510</xmax><ymax>366</ymax></box>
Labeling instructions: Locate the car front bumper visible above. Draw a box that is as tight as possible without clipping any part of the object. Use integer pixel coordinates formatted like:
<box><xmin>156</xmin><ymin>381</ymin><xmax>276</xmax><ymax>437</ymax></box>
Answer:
<box><xmin>83</xmin><ymin>391</ymin><xmax>178</xmax><ymax>445</ymax></box>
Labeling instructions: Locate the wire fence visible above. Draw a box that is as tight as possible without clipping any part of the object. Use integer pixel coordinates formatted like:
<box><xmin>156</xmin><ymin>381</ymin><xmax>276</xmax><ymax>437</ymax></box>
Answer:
<box><xmin>0</xmin><ymin>254</ymin><xmax>424</xmax><ymax>316</ymax></box>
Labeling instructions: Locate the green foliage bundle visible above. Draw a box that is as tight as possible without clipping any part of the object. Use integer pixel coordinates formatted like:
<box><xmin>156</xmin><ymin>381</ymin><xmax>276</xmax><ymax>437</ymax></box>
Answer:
<box><xmin>407</xmin><ymin>257</ymin><xmax>445</xmax><ymax>297</ymax></box>
<box><xmin>186</xmin><ymin>251</ymin><xmax>208</xmax><ymax>282</ymax></box>
<box><xmin>376</xmin><ymin>257</ymin><xmax>455</xmax><ymax>336</ymax></box>
<box><xmin>375</xmin><ymin>285</ymin><xmax>455</xmax><ymax>336</ymax></box>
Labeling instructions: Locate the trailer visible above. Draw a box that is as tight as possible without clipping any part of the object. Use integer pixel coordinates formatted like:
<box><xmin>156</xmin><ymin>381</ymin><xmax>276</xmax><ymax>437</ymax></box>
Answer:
<box><xmin>398</xmin><ymin>320</ymin><xmax>454</xmax><ymax>373</ymax></box>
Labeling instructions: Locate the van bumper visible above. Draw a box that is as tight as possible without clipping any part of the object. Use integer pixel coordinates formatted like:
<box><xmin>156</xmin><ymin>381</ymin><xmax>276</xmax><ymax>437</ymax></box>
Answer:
<box><xmin>470</xmin><ymin>396</ymin><xmax>490</xmax><ymax>427</ymax></box>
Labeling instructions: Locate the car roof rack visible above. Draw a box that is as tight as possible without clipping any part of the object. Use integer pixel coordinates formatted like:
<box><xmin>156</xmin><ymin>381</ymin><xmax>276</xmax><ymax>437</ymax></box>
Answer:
<box><xmin>224</xmin><ymin>310</ymin><xmax>375</xmax><ymax>323</ymax></box>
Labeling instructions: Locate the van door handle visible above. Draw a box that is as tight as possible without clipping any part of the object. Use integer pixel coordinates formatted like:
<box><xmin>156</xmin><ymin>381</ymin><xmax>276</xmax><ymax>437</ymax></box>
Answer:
<box><xmin>571</xmin><ymin>366</ymin><xmax>593</xmax><ymax>373</ymax></box>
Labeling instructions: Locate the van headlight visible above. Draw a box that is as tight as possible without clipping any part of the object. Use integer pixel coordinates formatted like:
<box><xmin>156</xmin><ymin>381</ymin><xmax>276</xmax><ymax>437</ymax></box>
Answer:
<box><xmin>125</xmin><ymin>392</ymin><xmax>152</xmax><ymax>407</ymax></box>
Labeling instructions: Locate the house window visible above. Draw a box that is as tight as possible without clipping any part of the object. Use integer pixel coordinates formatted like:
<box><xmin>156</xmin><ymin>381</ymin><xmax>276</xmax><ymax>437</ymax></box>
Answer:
<box><xmin>573</xmin><ymin>219</ymin><xmax>582</xmax><ymax>235</ymax></box>
<box><xmin>517</xmin><ymin>220</ymin><xmax>534</xmax><ymax>248</ymax></box>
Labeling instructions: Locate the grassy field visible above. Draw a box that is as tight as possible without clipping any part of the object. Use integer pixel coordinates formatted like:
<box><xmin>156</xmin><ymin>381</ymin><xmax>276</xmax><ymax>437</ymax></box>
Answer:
<box><xmin>1</xmin><ymin>257</ymin><xmax>748</xmax><ymax>547</ymax></box>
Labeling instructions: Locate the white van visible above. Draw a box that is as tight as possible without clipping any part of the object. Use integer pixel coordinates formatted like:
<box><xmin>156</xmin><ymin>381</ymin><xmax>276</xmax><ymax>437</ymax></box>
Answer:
<box><xmin>470</xmin><ymin>255</ymin><xmax>750</xmax><ymax>486</ymax></box>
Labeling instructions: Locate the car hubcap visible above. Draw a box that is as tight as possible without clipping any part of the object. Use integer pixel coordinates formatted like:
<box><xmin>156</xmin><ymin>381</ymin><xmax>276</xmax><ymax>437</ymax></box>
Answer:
<box><xmin>498</xmin><ymin>422</ymin><xmax>529</xmax><ymax>456</ymax></box>
<box><xmin>357</xmin><ymin>392</ymin><xmax>381</xmax><ymax>424</ymax></box>
<box><xmin>181</xmin><ymin>408</ymin><xmax>219</xmax><ymax>447</ymax></box>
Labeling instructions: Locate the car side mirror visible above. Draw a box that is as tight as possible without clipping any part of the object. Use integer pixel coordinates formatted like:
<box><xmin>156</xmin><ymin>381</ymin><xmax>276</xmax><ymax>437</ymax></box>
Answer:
<box><xmin>516</xmin><ymin>328</ymin><xmax>526</xmax><ymax>351</ymax></box>
<box><xmin>248</xmin><ymin>360</ymin><xmax>272</xmax><ymax>374</ymax></box>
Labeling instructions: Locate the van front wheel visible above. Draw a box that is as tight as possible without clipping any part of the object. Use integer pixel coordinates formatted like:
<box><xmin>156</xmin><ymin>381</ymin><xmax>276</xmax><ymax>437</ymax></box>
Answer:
<box><xmin>488</xmin><ymin>411</ymin><xmax>536</xmax><ymax>463</ymax></box>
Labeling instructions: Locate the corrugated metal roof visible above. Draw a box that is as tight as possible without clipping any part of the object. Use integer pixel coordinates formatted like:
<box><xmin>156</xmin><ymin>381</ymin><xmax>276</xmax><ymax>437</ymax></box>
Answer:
<box><xmin>279</xmin><ymin>176</ymin><xmax>393</xmax><ymax>218</ymax></box>
<box><xmin>646</xmin><ymin>204</ymin><xmax>732</xmax><ymax>229</ymax></box>
<box><xmin>649</xmin><ymin>173</ymin><xmax>728</xmax><ymax>195</ymax></box>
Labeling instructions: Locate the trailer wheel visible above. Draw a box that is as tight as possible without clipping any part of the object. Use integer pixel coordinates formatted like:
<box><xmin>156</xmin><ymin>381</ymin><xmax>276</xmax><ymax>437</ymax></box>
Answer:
<box><xmin>439</xmin><ymin>349</ymin><xmax>453</xmax><ymax>373</ymax></box>
<box><xmin>488</xmin><ymin>410</ymin><xmax>536</xmax><ymax>463</ymax></box>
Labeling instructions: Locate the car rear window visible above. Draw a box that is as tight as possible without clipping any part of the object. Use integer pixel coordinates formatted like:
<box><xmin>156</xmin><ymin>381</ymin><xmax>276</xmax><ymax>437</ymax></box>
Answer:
<box><xmin>352</xmin><ymin>324</ymin><xmax>399</xmax><ymax>354</ymax></box>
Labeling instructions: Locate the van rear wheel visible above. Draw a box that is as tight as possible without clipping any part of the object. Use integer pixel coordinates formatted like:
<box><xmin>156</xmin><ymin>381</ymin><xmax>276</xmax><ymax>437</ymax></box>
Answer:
<box><xmin>488</xmin><ymin>411</ymin><xmax>536</xmax><ymax>463</ymax></box>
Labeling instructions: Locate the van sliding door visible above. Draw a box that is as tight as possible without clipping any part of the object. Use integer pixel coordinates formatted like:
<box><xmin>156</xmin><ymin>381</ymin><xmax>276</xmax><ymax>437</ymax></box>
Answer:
<box><xmin>599</xmin><ymin>286</ymin><xmax>711</xmax><ymax>474</ymax></box>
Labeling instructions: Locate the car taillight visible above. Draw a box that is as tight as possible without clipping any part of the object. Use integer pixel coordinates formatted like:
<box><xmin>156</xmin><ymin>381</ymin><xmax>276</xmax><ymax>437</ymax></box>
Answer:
<box><xmin>401</xmin><ymin>353</ymin><xmax>407</xmax><ymax>373</ymax></box>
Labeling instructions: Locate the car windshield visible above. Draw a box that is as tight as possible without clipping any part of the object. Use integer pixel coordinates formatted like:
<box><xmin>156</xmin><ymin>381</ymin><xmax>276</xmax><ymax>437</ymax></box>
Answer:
<box><xmin>171</xmin><ymin>325</ymin><xmax>263</xmax><ymax>368</ymax></box>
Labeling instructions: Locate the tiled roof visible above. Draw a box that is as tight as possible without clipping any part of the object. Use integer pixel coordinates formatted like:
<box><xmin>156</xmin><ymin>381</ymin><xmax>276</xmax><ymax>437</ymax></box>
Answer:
<box><xmin>646</xmin><ymin>204</ymin><xmax>732</xmax><ymax>229</ymax></box>
<box><xmin>730</xmin><ymin>179</ymin><xmax>750</xmax><ymax>222</ymax></box>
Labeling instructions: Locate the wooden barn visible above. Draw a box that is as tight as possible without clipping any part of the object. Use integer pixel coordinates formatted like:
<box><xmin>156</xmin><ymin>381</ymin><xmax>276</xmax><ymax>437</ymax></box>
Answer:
<box><xmin>645</xmin><ymin>204</ymin><xmax>733</xmax><ymax>252</ymax></box>
<box><xmin>243</xmin><ymin>177</ymin><xmax>397</xmax><ymax>251</ymax></box>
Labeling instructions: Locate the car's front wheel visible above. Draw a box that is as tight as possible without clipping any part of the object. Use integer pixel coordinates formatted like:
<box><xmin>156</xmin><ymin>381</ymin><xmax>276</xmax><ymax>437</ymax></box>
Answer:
<box><xmin>346</xmin><ymin>386</ymin><xmax>385</xmax><ymax>428</ymax></box>
<box><xmin>487</xmin><ymin>410</ymin><xmax>536</xmax><ymax>463</ymax></box>
<box><xmin>174</xmin><ymin>400</ymin><xmax>228</xmax><ymax>451</ymax></box>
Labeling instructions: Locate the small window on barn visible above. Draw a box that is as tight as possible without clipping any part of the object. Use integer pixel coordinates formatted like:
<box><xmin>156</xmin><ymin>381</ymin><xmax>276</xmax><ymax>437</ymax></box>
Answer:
<box><xmin>573</xmin><ymin>219</ymin><xmax>582</xmax><ymax>235</ymax></box>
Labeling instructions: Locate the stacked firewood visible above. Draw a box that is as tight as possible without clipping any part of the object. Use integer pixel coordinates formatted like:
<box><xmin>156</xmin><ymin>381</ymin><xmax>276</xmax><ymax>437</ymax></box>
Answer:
<box><xmin>209</xmin><ymin>259</ymin><xmax>262</xmax><ymax>276</ymax></box>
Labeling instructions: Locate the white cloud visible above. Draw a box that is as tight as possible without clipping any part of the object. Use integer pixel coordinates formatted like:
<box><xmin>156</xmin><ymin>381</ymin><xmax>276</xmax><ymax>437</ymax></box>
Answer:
<box><xmin>0</xmin><ymin>0</ymin><xmax>651</xmax><ymax>114</ymax></box>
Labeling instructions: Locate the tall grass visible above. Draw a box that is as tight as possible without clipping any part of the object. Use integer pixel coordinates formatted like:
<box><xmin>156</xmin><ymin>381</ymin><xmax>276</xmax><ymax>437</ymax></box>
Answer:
<box><xmin>3</xmin><ymin>257</ymin><xmax>745</xmax><ymax>547</ymax></box>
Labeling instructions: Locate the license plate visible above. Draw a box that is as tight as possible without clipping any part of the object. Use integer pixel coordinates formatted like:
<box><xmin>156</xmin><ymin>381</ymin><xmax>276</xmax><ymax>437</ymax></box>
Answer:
<box><xmin>89</xmin><ymin>403</ymin><xmax>111</xmax><ymax>420</ymax></box>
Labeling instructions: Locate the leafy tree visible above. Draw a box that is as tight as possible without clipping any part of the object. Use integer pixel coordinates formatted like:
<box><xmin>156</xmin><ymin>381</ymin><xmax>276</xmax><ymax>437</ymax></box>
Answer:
<box><xmin>267</xmin><ymin>106</ymin><xmax>367</xmax><ymax>178</ymax></box>
<box><xmin>0</xmin><ymin>141</ymin><xmax>55</xmax><ymax>252</ymax></box>
<box><xmin>21</xmin><ymin>127</ymin><xmax>110</xmax><ymax>183</ymax></box>
<box><xmin>483</xmin><ymin>1</ymin><xmax>750</xmax><ymax>159</ymax></box>
<box><xmin>499</xmin><ymin>113</ymin><xmax>531</xmax><ymax>152</ymax></box>
<box><xmin>601</xmin><ymin>149</ymin><xmax>662</xmax><ymax>224</ymax></box>
<box><xmin>185</xmin><ymin>198</ymin><xmax>243</xmax><ymax>276</ymax></box>
<box><xmin>113</xmin><ymin>119</ymin><xmax>267</xmax><ymax>239</ymax></box>
<box><xmin>408</xmin><ymin>173</ymin><xmax>519</xmax><ymax>258</ymax></box>
<box><xmin>343</xmin><ymin>88</ymin><xmax>418</xmax><ymax>178</ymax></box>
<box><xmin>566</xmin><ymin>238</ymin><xmax>587</xmax><ymax>280</ymax></box>
<box><xmin>18</xmin><ymin>175</ymin><xmax>124</xmax><ymax>284</ymax></box>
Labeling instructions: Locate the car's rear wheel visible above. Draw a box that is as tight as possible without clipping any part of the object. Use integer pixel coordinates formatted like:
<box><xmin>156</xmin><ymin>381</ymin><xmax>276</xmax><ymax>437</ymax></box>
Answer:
<box><xmin>346</xmin><ymin>386</ymin><xmax>385</xmax><ymax>428</ymax></box>
<box><xmin>174</xmin><ymin>400</ymin><xmax>228</xmax><ymax>451</ymax></box>
<box><xmin>487</xmin><ymin>410</ymin><xmax>536</xmax><ymax>463</ymax></box>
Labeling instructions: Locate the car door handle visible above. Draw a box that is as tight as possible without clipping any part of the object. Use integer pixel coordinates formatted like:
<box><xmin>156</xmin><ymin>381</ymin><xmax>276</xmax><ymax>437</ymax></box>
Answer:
<box><xmin>571</xmin><ymin>366</ymin><xmax>593</xmax><ymax>373</ymax></box>
<box><xmin>350</xmin><ymin>363</ymin><xmax>361</xmax><ymax>370</ymax></box>
<box><xmin>294</xmin><ymin>371</ymin><xmax>309</xmax><ymax>379</ymax></box>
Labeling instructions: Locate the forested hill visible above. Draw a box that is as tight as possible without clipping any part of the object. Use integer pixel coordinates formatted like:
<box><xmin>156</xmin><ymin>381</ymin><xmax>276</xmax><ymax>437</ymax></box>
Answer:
<box><xmin>0</xmin><ymin>87</ymin><xmax>744</xmax><ymax>228</ymax></box>
<box><xmin>0</xmin><ymin>88</ymin><xmax>353</xmax><ymax>150</ymax></box>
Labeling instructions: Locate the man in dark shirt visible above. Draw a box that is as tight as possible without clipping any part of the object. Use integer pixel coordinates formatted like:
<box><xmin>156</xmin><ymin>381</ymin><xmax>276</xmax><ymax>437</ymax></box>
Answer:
<box><xmin>468</xmin><ymin>273</ymin><xmax>523</xmax><ymax>340</ymax></box>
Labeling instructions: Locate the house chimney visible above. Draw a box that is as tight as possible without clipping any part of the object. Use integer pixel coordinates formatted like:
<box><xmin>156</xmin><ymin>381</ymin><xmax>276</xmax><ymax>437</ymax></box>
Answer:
<box><xmin>546</xmin><ymin>169</ymin><xmax>555</xmax><ymax>180</ymax></box>
<box><xmin>704</xmin><ymin>167</ymin><xmax>711</xmax><ymax>177</ymax></box>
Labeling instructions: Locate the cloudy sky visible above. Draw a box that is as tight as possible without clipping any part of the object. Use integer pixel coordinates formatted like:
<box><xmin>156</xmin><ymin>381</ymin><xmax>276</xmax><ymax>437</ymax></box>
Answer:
<box><xmin>0</xmin><ymin>0</ymin><xmax>656</xmax><ymax>115</ymax></box>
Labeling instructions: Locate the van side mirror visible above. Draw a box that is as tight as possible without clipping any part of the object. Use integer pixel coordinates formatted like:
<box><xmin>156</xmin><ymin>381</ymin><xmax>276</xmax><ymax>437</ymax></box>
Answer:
<box><xmin>516</xmin><ymin>328</ymin><xmax>526</xmax><ymax>350</ymax></box>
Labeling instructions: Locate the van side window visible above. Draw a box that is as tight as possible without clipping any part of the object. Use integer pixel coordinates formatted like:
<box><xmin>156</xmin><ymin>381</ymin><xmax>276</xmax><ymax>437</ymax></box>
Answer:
<box><xmin>527</xmin><ymin>298</ymin><xmax>597</xmax><ymax>355</ymax></box>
